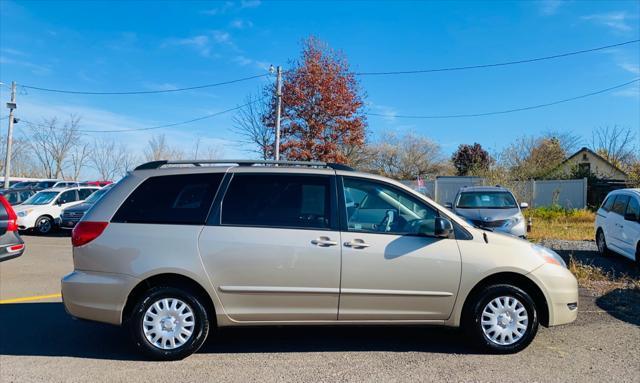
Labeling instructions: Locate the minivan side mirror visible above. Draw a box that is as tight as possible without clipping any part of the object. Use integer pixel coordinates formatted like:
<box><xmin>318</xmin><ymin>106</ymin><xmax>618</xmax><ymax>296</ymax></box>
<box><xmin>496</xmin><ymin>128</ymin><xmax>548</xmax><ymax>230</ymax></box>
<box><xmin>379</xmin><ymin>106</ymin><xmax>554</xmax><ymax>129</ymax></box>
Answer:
<box><xmin>434</xmin><ymin>217</ymin><xmax>454</xmax><ymax>239</ymax></box>
<box><xmin>444</xmin><ymin>202</ymin><xmax>452</xmax><ymax>209</ymax></box>
<box><xmin>520</xmin><ymin>202</ymin><xmax>529</xmax><ymax>209</ymax></box>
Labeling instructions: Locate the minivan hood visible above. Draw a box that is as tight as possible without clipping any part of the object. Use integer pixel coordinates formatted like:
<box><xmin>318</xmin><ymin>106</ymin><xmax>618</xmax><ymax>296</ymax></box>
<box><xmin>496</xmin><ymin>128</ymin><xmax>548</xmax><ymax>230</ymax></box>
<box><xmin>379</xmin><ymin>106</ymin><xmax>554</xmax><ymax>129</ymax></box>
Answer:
<box><xmin>455</xmin><ymin>207</ymin><xmax>520</xmax><ymax>221</ymax></box>
<box><xmin>63</xmin><ymin>203</ymin><xmax>93</xmax><ymax>213</ymax></box>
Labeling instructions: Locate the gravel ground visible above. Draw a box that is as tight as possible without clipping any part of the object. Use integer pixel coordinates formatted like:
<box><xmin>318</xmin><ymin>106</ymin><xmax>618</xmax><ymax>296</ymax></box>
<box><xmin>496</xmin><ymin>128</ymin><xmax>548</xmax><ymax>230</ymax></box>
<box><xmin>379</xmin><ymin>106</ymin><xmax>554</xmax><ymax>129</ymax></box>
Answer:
<box><xmin>1</xmin><ymin>236</ymin><xmax>639</xmax><ymax>383</ymax></box>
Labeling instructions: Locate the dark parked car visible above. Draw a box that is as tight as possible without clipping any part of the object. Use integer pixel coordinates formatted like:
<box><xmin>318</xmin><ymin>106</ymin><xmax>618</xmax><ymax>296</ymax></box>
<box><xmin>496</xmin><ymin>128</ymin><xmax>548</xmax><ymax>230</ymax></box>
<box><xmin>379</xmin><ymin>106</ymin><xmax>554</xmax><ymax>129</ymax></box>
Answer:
<box><xmin>0</xmin><ymin>195</ymin><xmax>25</xmax><ymax>262</ymax></box>
<box><xmin>0</xmin><ymin>188</ymin><xmax>36</xmax><ymax>206</ymax></box>
<box><xmin>9</xmin><ymin>180</ymin><xmax>59</xmax><ymax>190</ymax></box>
<box><xmin>60</xmin><ymin>185</ymin><xmax>113</xmax><ymax>229</ymax></box>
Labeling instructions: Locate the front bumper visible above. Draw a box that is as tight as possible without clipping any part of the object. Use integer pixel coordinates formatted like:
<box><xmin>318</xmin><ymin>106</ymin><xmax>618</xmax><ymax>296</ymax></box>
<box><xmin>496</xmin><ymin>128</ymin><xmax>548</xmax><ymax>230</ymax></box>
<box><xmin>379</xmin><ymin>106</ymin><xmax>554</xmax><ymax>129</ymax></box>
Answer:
<box><xmin>528</xmin><ymin>263</ymin><xmax>579</xmax><ymax>326</ymax></box>
<box><xmin>61</xmin><ymin>270</ymin><xmax>140</xmax><ymax>325</ymax></box>
<box><xmin>16</xmin><ymin>215</ymin><xmax>37</xmax><ymax>231</ymax></box>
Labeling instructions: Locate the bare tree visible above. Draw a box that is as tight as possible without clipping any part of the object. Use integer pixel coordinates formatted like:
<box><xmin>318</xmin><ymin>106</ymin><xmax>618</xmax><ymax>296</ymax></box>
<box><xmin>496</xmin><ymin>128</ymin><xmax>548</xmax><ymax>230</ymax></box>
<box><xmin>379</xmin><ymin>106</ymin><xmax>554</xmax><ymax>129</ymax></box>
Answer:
<box><xmin>363</xmin><ymin>132</ymin><xmax>446</xmax><ymax>180</ymax></box>
<box><xmin>29</xmin><ymin>115</ymin><xmax>82</xmax><ymax>179</ymax></box>
<box><xmin>69</xmin><ymin>140</ymin><xmax>92</xmax><ymax>180</ymax></box>
<box><xmin>144</xmin><ymin>134</ymin><xmax>183</xmax><ymax>161</ymax></box>
<box><xmin>590</xmin><ymin>126</ymin><xmax>637</xmax><ymax>168</ymax></box>
<box><xmin>232</xmin><ymin>94</ymin><xmax>273</xmax><ymax>160</ymax></box>
<box><xmin>89</xmin><ymin>138</ymin><xmax>131</xmax><ymax>180</ymax></box>
<box><xmin>0</xmin><ymin>136</ymin><xmax>43</xmax><ymax>177</ymax></box>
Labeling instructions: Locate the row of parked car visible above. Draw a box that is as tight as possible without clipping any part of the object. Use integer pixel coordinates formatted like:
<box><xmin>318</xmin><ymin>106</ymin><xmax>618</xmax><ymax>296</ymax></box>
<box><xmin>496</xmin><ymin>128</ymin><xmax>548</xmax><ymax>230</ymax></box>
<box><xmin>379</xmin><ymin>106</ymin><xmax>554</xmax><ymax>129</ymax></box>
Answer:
<box><xmin>0</xmin><ymin>179</ymin><xmax>113</xmax><ymax>235</ymax></box>
<box><xmin>444</xmin><ymin>185</ymin><xmax>640</xmax><ymax>265</ymax></box>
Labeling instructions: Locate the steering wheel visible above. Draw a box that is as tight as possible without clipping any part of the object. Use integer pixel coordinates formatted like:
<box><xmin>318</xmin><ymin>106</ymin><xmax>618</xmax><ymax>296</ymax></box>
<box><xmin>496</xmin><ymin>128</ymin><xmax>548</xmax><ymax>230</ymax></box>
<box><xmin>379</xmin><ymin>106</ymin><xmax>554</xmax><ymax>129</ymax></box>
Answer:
<box><xmin>377</xmin><ymin>210</ymin><xmax>395</xmax><ymax>232</ymax></box>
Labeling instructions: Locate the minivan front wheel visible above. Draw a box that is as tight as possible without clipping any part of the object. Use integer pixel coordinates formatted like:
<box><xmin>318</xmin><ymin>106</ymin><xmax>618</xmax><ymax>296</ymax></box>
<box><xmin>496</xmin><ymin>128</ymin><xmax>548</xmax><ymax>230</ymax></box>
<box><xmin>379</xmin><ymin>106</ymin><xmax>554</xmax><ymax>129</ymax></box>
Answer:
<box><xmin>35</xmin><ymin>216</ymin><xmax>53</xmax><ymax>235</ymax></box>
<box><xmin>130</xmin><ymin>286</ymin><xmax>210</xmax><ymax>360</ymax></box>
<box><xmin>466</xmin><ymin>284</ymin><xmax>539</xmax><ymax>353</ymax></box>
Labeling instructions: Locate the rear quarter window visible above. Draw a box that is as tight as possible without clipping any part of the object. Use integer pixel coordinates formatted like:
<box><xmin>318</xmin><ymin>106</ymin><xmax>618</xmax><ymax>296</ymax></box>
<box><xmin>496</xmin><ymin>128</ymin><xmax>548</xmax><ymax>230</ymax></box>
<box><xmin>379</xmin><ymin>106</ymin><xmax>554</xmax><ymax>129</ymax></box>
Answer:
<box><xmin>112</xmin><ymin>173</ymin><xmax>224</xmax><ymax>225</ymax></box>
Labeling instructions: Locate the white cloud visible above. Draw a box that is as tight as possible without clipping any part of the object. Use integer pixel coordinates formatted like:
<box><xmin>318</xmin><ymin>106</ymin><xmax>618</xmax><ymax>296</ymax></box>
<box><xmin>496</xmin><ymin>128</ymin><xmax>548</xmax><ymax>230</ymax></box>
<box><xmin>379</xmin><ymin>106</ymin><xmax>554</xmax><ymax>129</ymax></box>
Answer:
<box><xmin>538</xmin><ymin>0</ymin><xmax>564</xmax><ymax>16</ymax></box>
<box><xmin>0</xmin><ymin>56</ymin><xmax>52</xmax><ymax>76</ymax></box>
<box><xmin>162</xmin><ymin>30</ymin><xmax>235</xmax><ymax>57</ymax></box>
<box><xmin>581</xmin><ymin>11</ymin><xmax>637</xmax><ymax>32</ymax></box>
<box><xmin>240</xmin><ymin>0</ymin><xmax>261</xmax><ymax>8</ymax></box>
<box><xmin>618</xmin><ymin>62</ymin><xmax>640</xmax><ymax>75</ymax></box>
<box><xmin>368</xmin><ymin>103</ymin><xmax>398</xmax><ymax>122</ymax></box>
<box><xmin>201</xmin><ymin>0</ymin><xmax>260</xmax><ymax>16</ymax></box>
<box><xmin>613</xmin><ymin>86</ymin><xmax>639</xmax><ymax>98</ymax></box>
<box><xmin>200</xmin><ymin>1</ymin><xmax>234</xmax><ymax>15</ymax></box>
<box><xmin>230</xmin><ymin>19</ymin><xmax>253</xmax><ymax>29</ymax></box>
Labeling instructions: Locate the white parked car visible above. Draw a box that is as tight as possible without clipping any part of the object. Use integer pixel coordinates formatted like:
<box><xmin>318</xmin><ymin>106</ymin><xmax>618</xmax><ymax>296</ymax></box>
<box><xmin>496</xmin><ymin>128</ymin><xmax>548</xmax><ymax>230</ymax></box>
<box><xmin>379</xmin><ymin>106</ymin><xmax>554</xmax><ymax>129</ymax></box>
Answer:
<box><xmin>14</xmin><ymin>187</ymin><xmax>99</xmax><ymax>234</ymax></box>
<box><xmin>595</xmin><ymin>188</ymin><xmax>640</xmax><ymax>265</ymax></box>
<box><xmin>52</xmin><ymin>181</ymin><xmax>81</xmax><ymax>189</ymax></box>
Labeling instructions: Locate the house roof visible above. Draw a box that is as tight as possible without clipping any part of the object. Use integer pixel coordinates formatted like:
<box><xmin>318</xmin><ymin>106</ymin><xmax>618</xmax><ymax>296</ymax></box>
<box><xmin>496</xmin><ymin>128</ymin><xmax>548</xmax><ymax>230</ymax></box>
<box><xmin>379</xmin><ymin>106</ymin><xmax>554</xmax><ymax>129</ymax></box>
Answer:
<box><xmin>561</xmin><ymin>146</ymin><xmax>628</xmax><ymax>176</ymax></box>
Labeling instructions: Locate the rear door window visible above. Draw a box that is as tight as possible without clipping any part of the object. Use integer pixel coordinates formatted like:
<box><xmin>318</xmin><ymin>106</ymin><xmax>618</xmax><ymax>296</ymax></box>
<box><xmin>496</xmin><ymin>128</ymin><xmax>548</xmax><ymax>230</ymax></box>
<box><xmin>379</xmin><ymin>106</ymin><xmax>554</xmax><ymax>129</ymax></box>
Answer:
<box><xmin>221</xmin><ymin>173</ymin><xmax>333</xmax><ymax>229</ymax></box>
<box><xmin>611</xmin><ymin>195</ymin><xmax>630</xmax><ymax>215</ymax></box>
<box><xmin>78</xmin><ymin>188</ymin><xmax>95</xmax><ymax>200</ymax></box>
<box><xmin>112</xmin><ymin>173</ymin><xmax>224</xmax><ymax>225</ymax></box>
<box><xmin>58</xmin><ymin>190</ymin><xmax>78</xmax><ymax>204</ymax></box>
<box><xmin>625</xmin><ymin>197</ymin><xmax>639</xmax><ymax>220</ymax></box>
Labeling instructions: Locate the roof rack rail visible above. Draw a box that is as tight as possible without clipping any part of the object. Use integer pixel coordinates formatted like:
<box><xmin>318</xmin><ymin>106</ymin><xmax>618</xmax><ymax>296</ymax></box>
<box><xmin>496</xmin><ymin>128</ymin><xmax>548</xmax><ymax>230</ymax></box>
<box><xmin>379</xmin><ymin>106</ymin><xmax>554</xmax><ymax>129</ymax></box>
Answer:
<box><xmin>134</xmin><ymin>159</ymin><xmax>355</xmax><ymax>171</ymax></box>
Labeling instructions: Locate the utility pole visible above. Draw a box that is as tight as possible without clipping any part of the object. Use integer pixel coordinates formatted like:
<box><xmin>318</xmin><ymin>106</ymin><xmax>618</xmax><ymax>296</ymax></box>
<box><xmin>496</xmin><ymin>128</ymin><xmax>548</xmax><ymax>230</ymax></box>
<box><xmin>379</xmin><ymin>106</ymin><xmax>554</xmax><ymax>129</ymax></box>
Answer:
<box><xmin>3</xmin><ymin>81</ymin><xmax>17</xmax><ymax>189</ymax></box>
<box><xmin>274</xmin><ymin>65</ymin><xmax>282</xmax><ymax>161</ymax></box>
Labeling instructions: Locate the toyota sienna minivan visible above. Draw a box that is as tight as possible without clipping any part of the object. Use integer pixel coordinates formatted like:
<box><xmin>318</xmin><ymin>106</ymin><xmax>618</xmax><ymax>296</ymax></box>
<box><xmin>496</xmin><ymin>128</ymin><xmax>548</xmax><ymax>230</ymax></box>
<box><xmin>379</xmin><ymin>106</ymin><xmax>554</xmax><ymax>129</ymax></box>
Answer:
<box><xmin>62</xmin><ymin>160</ymin><xmax>578</xmax><ymax>360</ymax></box>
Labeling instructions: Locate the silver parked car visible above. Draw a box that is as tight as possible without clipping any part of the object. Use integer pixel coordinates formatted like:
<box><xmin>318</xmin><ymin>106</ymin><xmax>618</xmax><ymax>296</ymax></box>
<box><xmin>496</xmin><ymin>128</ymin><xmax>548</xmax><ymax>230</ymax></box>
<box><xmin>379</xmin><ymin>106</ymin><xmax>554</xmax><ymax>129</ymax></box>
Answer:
<box><xmin>62</xmin><ymin>160</ymin><xmax>577</xmax><ymax>360</ymax></box>
<box><xmin>446</xmin><ymin>186</ymin><xmax>528</xmax><ymax>238</ymax></box>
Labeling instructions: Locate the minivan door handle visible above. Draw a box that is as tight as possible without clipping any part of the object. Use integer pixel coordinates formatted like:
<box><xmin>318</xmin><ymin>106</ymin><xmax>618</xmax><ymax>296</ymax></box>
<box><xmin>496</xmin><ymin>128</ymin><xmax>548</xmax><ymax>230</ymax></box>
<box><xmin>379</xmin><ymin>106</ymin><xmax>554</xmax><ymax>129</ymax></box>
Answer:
<box><xmin>311</xmin><ymin>237</ymin><xmax>338</xmax><ymax>247</ymax></box>
<box><xmin>344</xmin><ymin>240</ymin><xmax>370</xmax><ymax>249</ymax></box>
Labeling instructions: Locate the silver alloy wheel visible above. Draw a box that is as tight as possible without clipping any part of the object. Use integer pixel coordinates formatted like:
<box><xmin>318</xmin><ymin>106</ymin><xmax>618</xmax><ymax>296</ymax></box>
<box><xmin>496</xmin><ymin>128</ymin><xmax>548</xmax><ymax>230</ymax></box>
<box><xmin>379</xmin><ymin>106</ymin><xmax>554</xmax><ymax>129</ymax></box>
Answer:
<box><xmin>143</xmin><ymin>298</ymin><xmax>195</xmax><ymax>350</ymax></box>
<box><xmin>481</xmin><ymin>296</ymin><xmax>529</xmax><ymax>346</ymax></box>
<box><xmin>37</xmin><ymin>218</ymin><xmax>52</xmax><ymax>233</ymax></box>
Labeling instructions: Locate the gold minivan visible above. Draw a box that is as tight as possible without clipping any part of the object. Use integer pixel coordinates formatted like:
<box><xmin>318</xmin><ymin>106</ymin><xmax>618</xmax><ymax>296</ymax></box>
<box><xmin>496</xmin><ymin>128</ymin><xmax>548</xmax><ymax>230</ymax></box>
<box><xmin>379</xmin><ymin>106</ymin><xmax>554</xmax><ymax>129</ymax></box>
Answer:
<box><xmin>62</xmin><ymin>160</ymin><xmax>578</xmax><ymax>360</ymax></box>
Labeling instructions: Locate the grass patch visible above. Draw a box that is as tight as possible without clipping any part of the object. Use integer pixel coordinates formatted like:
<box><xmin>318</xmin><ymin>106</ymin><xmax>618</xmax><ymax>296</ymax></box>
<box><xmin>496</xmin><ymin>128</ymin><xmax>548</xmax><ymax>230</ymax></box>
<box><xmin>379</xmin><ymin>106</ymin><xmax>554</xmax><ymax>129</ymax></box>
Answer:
<box><xmin>568</xmin><ymin>256</ymin><xmax>639</xmax><ymax>293</ymax></box>
<box><xmin>524</xmin><ymin>207</ymin><xmax>595</xmax><ymax>241</ymax></box>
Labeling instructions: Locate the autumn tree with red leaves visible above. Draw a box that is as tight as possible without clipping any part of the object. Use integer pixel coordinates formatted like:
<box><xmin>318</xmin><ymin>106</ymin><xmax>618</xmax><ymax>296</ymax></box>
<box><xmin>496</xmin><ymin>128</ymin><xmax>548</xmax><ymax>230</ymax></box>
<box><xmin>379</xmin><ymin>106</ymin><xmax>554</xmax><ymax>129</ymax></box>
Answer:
<box><xmin>263</xmin><ymin>36</ymin><xmax>367</xmax><ymax>164</ymax></box>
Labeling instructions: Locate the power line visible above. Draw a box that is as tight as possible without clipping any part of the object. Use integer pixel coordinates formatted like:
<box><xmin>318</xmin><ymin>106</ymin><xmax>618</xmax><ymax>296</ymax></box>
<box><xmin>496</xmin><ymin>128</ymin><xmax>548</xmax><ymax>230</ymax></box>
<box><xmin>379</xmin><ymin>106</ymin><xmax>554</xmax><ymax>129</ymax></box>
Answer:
<box><xmin>22</xmin><ymin>97</ymin><xmax>266</xmax><ymax>133</ymax></box>
<box><xmin>355</xmin><ymin>40</ymin><xmax>640</xmax><ymax>76</ymax></box>
<box><xmin>19</xmin><ymin>73</ymin><xmax>270</xmax><ymax>95</ymax></box>
<box><xmin>366</xmin><ymin>78</ymin><xmax>640</xmax><ymax>119</ymax></box>
<box><xmin>15</xmin><ymin>40</ymin><xmax>640</xmax><ymax>96</ymax></box>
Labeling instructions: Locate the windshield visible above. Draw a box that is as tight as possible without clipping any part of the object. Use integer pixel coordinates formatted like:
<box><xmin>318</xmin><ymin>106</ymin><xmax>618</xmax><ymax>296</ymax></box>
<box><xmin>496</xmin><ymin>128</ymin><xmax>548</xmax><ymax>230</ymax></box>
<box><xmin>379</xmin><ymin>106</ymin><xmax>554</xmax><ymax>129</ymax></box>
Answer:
<box><xmin>84</xmin><ymin>187</ymin><xmax>109</xmax><ymax>204</ymax></box>
<box><xmin>11</xmin><ymin>182</ymin><xmax>35</xmax><ymax>189</ymax></box>
<box><xmin>36</xmin><ymin>181</ymin><xmax>56</xmax><ymax>189</ymax></box>
<box><xmin>23</xmin><ymin>191</ymin><xmax>59</xmax><ymax>205</ymax></box>
<box><xmin>456</xmin><ymin>191</ymin><xmax>517</xmax><ymax>209</ymax></box>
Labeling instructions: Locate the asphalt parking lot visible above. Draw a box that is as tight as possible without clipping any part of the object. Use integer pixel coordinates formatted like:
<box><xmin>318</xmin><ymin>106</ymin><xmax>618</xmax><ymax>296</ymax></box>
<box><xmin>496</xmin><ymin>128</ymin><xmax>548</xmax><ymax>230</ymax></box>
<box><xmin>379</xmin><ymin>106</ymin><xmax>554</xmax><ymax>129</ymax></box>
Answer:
<box><xmin>1</xmin><ymin>235</ymin><xmax>639</xmax><ymax>382</ymax></box>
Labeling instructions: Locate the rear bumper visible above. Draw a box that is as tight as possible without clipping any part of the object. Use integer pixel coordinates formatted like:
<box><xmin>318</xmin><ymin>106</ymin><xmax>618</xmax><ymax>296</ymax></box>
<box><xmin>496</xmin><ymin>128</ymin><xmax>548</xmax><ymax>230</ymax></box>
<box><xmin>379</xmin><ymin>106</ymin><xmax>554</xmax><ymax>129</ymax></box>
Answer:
<box><xmin>528</xmin><ymin>263</ymin><xmax>579</xmax><ymax>326</ymax></box>
<box><xmin>0</xmin><ymin>238</ymin><xmax>25</xmax><ymax>262</ymax></box>
<box><xmin>61</xmin><ymin>270</ymin><xmax>139</xmax><ymax>325</ymax></box>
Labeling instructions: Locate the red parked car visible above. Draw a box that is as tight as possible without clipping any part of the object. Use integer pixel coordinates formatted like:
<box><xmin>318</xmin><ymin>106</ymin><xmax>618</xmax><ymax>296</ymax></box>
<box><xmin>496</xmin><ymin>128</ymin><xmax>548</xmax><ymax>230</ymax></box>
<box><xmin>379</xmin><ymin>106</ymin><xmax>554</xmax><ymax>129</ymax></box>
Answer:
<box><xmin>0</xmin><ymin>195</ymin><xmax>25</xmax><ymax>262</ymax></box>
<box><xmin>81</xmin><ymin>181</ymin><xmax>113</xmax><ymax>187</ymax></box>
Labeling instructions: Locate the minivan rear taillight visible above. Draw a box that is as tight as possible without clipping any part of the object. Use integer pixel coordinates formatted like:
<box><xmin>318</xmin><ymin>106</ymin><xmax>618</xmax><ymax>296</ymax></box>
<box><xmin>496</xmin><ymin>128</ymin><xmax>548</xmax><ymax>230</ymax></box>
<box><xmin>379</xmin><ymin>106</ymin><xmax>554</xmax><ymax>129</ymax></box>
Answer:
<box><xmin>72</xmin><ymin>221</ymin><xmax>108</xmax><ymax>247</ymax></box>
<box><xmin>0</xmin><ymin>196</ymin><xmax>18</xmax><ymax>232</ymax></box>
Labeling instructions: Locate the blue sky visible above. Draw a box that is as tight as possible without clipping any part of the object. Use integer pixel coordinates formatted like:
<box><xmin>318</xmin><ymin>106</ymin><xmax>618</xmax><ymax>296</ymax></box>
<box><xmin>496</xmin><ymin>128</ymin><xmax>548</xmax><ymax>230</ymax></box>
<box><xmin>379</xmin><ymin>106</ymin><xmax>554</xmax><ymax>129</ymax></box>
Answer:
<box><xmin>1</xmin><ymin>0</ymin><xmax>639</xmax><ymax>169</ymax></box>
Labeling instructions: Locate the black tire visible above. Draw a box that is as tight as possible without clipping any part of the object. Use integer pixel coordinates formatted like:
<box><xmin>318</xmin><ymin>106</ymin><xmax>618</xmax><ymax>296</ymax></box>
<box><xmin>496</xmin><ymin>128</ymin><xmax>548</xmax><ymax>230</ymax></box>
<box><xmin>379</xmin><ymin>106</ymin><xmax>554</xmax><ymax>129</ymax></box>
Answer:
<box><xmin>129</xmin><ymin>286</ymin><xmax>210</xmax><ymax>361</ymax></box>
<box><xmin>34</xmin><ymin>216</ymin><xmax>54</xmax><ymax>235</ymax></box>
<box><xmin>596</xmin><ymin>229</ymin><xmax>611</xmax><ymax>257</ymax></box>
<box><xmin>464</xmin><ymin>284</ymin><xmax>539</xmax><ymax>354</ymax></box>
<box><xmin>635</xmin><ymin>244</ymin><xmax>640</xmax><ymax>268</ymax></box>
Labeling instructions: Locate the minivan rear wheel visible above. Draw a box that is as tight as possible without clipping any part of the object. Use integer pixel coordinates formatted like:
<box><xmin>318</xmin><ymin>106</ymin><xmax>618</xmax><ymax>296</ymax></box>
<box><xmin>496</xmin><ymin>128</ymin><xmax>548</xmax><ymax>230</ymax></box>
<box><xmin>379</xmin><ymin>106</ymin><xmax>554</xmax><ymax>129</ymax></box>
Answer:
<box><xmin>129</xmin><ymin>286</ymin><xmax>210</xmax><ymax>361</ymax></box>
<box><xmin>465</xmin><ymin>284</ymin><xmax>538</xmax><ymax>353</ymax></box>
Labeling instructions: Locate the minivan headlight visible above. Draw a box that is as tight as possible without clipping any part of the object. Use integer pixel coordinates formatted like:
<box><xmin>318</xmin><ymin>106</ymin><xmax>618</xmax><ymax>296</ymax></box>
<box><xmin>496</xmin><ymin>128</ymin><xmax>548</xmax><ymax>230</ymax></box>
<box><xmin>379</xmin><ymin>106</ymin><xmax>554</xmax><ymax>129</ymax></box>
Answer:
<box><xmin>506</xmin><ymin>215</ymin><xmax>523</xmax><ymax>227</ymax></box>
<box><xmin>532</xmin><ymin>244</ymin><xmax>566</xmax><ymax>268</ymax></box>
<box><xmin>17</xmin><ymin>209</ymin><xmax>33</xmax><ymax>217</ymax></box>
